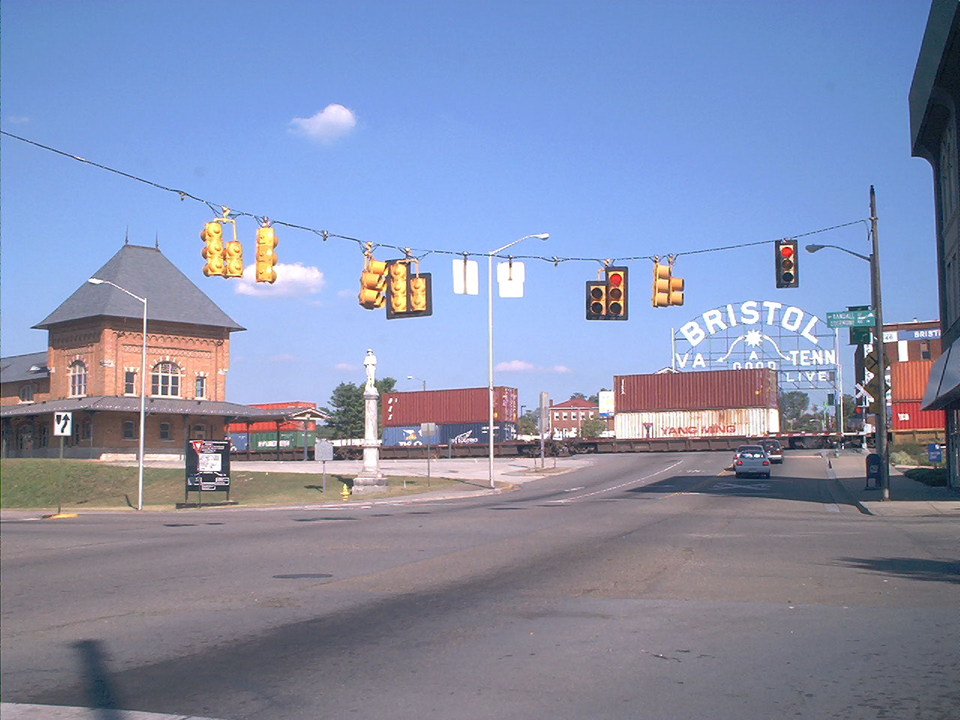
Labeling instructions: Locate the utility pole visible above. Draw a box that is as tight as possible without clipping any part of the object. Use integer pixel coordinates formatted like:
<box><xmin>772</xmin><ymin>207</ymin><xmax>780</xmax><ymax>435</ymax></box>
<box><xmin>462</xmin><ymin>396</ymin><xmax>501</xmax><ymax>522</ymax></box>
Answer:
<box><xmin>869</xmin><ymin>186</ymin><xmax>890</xmax><ymax>500</ymax></box>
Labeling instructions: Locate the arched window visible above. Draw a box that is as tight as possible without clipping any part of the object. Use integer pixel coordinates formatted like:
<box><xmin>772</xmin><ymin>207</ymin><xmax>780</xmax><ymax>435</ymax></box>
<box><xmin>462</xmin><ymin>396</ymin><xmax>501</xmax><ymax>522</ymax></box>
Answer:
<box><xmin>19</xmin><ymin>384</ymin><xmax>35</xmax><ymax>403</ymax></box>
<box><xmin>69</xmin><ymin>361</ymin><xmax>87</xmax><ymax>397</ymax></box>
<box><xmin>151</xmin><ymin>361</ymin><xmax>182</xmax><ymax>397</ymax></box>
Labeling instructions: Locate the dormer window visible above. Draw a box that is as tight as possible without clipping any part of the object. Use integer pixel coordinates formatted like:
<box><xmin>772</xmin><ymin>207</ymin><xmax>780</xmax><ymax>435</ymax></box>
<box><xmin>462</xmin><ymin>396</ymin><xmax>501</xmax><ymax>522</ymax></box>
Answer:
<box><xmin>18</xmin><ymin>384</ymin><xmax>35</xmax><ymax>403</ymax></box>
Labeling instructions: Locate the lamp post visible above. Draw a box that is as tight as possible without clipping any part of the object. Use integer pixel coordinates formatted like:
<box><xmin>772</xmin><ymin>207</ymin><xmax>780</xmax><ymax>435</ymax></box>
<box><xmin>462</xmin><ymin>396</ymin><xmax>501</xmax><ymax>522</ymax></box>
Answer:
<box><xmin>805</xmin><ymin>187</ymin><xmax>888</xmax><ymax>498</ymax></box>
<box><xmin>407</xmin><ymin>375</ymin><xmax>427</xmax><ymax>392</ymax></box>
<box><xmin>88</xmin><ymin>277</ymin><xmax>148</xmax><ymax>510</ymax></box>
<box><xmin>487</xmin><ymin>233</ymin><xmax>549</xmax><ymax>488</ymax></box>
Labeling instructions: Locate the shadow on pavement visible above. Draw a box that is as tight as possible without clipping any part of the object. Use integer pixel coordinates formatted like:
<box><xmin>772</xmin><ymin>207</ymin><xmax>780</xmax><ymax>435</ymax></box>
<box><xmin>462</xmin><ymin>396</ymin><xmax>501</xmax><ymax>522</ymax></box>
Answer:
<box><xmin>832</xmin><ymin>556</ymin><xmax>960</xmax><ymax>584</ymax></box>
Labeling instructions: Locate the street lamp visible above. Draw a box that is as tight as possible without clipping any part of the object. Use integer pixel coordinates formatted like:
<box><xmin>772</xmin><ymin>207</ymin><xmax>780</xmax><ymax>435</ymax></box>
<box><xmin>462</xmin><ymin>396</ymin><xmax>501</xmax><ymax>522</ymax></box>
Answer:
<box><xmin>805</xmin><ymin>187</ymin><xmax>889</xmax><ymax>498</ymax></box>
<box><xmin>487</xmin><ymin>233</ymin><xmax>549</xmax><ymax>488</ymax></box>
<box><xmin>88</xmin><ymin>277</ymin><xmax>148</xmax><ymax>510</ymax></box>
<box><xmin>407</xmin><ymin>375</ymin><xmax>427</xmax><ymax>392</ymax></box>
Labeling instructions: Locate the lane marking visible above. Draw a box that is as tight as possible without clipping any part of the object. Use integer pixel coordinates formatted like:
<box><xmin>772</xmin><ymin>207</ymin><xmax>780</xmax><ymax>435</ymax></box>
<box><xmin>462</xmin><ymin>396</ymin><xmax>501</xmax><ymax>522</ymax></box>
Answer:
<box><xmin>551</xmin><ymin>460</ymin><xmax>685</xmax><ymax>504</ymax></box>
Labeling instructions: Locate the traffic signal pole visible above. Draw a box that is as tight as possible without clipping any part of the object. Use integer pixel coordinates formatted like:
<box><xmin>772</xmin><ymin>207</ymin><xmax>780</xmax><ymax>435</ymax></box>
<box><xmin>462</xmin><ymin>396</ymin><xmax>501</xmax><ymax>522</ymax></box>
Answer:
<box><xmin>869</xmin><ymin>186</ymin><xmax>890</xmax><ymax>500</ymax></box>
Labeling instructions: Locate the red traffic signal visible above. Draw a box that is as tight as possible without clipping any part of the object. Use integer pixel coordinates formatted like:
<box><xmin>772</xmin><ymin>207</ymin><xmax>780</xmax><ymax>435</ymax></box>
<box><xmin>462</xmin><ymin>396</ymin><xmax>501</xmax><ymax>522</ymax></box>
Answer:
<box><xmin>585</xmin><ymin>266</ymin><xmax>628</xmax><ymax>320</ymax></box>
<box><xmin>775</xmin><ymin>239</ymin><xmax>799</xmax><ymax>288</ymax></box>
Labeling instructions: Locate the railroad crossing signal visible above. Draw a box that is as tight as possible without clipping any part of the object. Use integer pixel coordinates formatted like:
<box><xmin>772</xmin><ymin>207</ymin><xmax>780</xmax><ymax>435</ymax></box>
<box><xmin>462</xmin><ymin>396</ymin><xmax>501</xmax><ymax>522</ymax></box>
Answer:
<box><xmin>775</xmin><ymin>239</ymin><xmax>799</xmax><ymax>288</ymax></box>
<box><xmin>585</xmin><ymin>266</ymin><xmax>628</xmax><ymax>320</ymax></box>
<box><xmin>863</xmin><ymin>345</ymin><xmax>887</xmax><ymax>415</ymax></box>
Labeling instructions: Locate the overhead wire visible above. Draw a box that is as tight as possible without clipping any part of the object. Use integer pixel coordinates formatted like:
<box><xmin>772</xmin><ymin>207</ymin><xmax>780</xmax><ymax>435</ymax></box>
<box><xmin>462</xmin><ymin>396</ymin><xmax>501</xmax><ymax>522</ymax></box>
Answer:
<box><xmin>1</xmin><ymin>130</ymin><xmax>868</xmax><ymax>264</ymax></box>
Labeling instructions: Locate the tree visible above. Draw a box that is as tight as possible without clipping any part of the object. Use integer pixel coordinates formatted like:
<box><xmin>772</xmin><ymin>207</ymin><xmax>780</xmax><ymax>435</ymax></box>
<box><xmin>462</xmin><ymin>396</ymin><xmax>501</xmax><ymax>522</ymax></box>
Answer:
<box><xmin>518</xmin><ymin>409</ymin><xmax>540</xmax><ymax>435</ymax></box>
<box><xmin>322</xmin><ymin>377</ymin><xmax>397</xmax><ymax>439</ymax></box>
<box><xmin>779</xmin><ymin>391</ymin><xmax>809</xmax><ymax>432</ymax></box>
<box><xmin>570</xmin><ymin>392</ymin><xmax>587</xmax><ymax>400</ymax></box>
<box><xmin>580</xmin><ymin>416</ymin><xmax>608</xmax><ymax>438</ymax></box>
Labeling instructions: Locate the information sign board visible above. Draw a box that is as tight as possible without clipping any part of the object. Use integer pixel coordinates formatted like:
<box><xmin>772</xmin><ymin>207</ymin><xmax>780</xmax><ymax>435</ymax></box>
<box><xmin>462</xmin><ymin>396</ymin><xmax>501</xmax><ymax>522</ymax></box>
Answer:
<box><xmin>185</xmin><ymin>439</ymin><xmax>231</xmax><ymax>491</ymax></box>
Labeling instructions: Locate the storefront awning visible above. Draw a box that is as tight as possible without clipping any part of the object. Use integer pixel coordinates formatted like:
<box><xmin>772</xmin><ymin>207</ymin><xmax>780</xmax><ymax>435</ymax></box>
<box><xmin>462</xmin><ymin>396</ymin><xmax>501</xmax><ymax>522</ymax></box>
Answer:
<box><xmin>922</xmin><ymin>337</ymin><xmax>960</xmax><ymax>410</ymax></box>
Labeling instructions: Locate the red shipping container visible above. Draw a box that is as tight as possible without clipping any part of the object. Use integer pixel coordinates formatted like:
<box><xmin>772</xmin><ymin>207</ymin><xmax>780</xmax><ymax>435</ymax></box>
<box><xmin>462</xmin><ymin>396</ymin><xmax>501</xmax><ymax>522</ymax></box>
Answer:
<box><xmin>890</xmin><ymin>361</ymin><xmax>935</xmax><ymax>402</ymax></box>
<box><xmin>383</xmin><ymin>387</ymin><xmax>518</xmax><ymax>427</ymax></box>
<box><xmin>226</xmin><ymin>402</ymin><xmax>320</xmax><ymax>433</ymax></box>
<box><xmin>614</xmin><ymin>369</ymin><xmax>778</xmax><ymax>413</ymax></box>
<box><xmin>891</xmin><ymin>401</ymin><xmax>946</xmax><ymax>431</ymax></box>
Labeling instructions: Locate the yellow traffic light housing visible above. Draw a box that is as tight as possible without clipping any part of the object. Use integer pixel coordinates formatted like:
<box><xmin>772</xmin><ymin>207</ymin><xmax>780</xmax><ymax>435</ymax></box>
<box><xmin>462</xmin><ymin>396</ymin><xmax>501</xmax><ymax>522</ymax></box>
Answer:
<box><xmin>201</xmin><ymin>221</ymin><xmax>225</xmax><ymax>277</ymax></box>
<box><xmin>386</xmin><ymin>259</ymin><xmax>433</xmax><ymax>319</ymax></box>
<box><xmin>224</xmin><ymin>239</ymin><xmax>244</xmax><ymax>278</ymax></box>
<box><xmin>255</xmin><ymin>225</ymin><xmax>279</xmax><ymax>283</ymax></box>
<box><xmin>652</xmin><ymin>257</ymin><xmax>683</xmax><ymax>307</ymax></box>
<box><xmin>359</xmin><ymin>252</ymin><xmax>388</xmax><ymax>309</ymax></box>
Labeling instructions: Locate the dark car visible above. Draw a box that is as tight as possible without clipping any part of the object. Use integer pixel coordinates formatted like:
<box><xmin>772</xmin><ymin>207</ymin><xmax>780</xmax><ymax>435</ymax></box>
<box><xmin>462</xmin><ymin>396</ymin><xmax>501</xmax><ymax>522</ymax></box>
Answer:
<box><xmin>733</xmin><ymin>445</ymin><xmax>771</xmax><ymax>478</ymax></box>
<box><xmin>759</xmin><ymin>439</ymin><xmax>784</xmax><ymax>463</ymax></box>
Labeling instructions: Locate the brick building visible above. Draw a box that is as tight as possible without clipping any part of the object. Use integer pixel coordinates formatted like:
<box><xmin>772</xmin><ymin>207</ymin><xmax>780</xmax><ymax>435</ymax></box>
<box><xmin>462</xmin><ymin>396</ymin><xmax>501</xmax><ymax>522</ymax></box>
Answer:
<box><xmin>0</xmin><ymin>243</ymin><xmax>277</xmax><ymax>459</ymax></box>
<box><xmin>549</xmin><ymin>397</ymin><xmax>613</xmax><ymax>438</ymax></box>
<box><xmin>910</xmin><ymin>0</ymin><xmax>960</xmax><ymax>488</ymax></box>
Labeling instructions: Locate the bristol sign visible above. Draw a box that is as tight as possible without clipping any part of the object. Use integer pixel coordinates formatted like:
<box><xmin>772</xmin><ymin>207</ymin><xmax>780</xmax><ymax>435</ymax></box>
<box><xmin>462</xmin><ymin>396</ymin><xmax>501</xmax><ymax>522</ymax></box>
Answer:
<box><xmin>672</xmin><ymin>300</ymin><xmax>839</xmax><ymax>390</ymax></box>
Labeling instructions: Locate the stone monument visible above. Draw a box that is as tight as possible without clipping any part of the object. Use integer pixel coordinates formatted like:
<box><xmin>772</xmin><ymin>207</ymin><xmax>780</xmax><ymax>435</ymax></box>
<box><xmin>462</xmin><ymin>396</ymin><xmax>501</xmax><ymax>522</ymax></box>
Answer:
<box><xmin>353</xmin><ymin>349</ymin><xmax>385</xmax><ymax>492</ymax></box>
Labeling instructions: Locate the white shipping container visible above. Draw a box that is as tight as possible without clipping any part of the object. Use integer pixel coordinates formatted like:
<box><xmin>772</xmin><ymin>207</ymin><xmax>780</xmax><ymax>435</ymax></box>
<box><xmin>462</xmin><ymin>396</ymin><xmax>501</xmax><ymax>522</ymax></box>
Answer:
<box><xmin>615</xmin><ymin>408</ymin><xmax>780</xmax><ymax>440</ymax></box>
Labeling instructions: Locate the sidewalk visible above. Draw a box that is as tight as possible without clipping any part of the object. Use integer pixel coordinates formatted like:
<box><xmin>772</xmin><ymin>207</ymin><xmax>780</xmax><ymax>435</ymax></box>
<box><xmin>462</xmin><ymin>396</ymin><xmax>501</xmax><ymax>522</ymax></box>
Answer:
<box><xmin>824</xmin><ymin>449</ymin><xmax>960</xmax><ymax>517</ymax></box>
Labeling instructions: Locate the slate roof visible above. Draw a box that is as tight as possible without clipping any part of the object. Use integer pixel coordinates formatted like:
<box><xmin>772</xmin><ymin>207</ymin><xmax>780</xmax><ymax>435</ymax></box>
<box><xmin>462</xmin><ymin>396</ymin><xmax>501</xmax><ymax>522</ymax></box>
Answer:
<box><xmin>0</xmin><ymin>396</ymin><xmax>281</xmax><ymax>421</ymax></box>
<box><xmin>34</xmin><ymin>244</ymin><xmax>244</xmax><ymax>331</ymax></box>
<box><xmin>0</xmin><ymin>352</ymin><xmax>50</xmax><ymax>383</ymax></box>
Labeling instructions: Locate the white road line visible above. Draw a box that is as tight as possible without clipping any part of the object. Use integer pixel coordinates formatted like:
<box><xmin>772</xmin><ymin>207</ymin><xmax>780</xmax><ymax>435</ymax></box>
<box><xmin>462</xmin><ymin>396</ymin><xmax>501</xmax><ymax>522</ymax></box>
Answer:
<box><xmin>551</xmin><ymin>460</ymin><xmax>685</xmax><ymax>504</ymax></box>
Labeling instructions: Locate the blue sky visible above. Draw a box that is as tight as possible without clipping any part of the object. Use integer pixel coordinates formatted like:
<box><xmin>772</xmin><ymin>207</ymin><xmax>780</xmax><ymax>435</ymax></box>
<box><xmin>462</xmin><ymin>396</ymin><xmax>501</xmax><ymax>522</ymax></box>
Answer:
<box><xmin>0</xmin><ymin>0</ymin><xmax>941</xmax><ymax>414</ymax></box>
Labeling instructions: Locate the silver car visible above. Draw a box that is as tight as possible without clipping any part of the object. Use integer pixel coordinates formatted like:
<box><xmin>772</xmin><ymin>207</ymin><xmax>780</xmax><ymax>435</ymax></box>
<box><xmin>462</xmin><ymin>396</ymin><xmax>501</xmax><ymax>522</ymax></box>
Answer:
<box><xmin>733</xmin><ymin>445</ymin><xmax>771</xmax><ymax>478</ymax></box>
<box><xmin>759</xmin><ymin>439</ymin><xmax>784</xmax><ymax>464</ymax></box>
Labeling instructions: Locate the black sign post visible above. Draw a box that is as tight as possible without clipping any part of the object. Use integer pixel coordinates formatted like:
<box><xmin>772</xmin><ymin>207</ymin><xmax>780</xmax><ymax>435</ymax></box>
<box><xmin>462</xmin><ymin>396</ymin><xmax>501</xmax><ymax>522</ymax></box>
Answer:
<box><xmin>184</xmin><ymin>439</ymin><xmax>231</xmax><ymax>508</ymax></box>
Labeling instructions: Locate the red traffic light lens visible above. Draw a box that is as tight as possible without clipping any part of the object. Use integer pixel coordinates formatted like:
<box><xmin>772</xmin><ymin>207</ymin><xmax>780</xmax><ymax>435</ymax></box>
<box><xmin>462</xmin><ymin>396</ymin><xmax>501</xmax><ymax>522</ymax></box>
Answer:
<box><xmin>780</xmin><ymin>245</ymin><xmax>795</xmax><ymax>258</ymax></box>
<box><xmin>608</xmin><ymin>272</ymin><xmax>623</xmax><ymax>287</ymax></box>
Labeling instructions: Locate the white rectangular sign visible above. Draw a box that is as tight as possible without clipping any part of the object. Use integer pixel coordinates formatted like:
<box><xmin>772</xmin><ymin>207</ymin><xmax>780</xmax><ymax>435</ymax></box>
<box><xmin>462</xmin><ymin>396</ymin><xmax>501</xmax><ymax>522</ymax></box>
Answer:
<box><xmin>53</xmin><ymin>412</ymin><xmax>73</xmax><ymax>437</ymax></box>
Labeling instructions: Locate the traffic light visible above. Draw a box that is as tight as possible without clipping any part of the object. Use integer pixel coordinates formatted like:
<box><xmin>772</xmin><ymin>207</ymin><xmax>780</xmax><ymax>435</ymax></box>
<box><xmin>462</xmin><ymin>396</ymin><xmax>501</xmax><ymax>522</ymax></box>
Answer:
<box><xmin>359</xmin><ymin>255</ymin><xmax>388</xmax><ymax>309</ymax></box>
<box><xmin>775</xmin><ymin>239</ymin><xmax>799</xmax><ymax>288</ymax></box>
<box><xmin>201</xmin><ymin>221</ymin><xmax>225</xmax><ymax>277</ymax></box>
<box><xmin>652</xmin><ymin>260</ymin><xmax>683</xmax><ymax>307</ymax></box>
<box><xmin>605</xmin><ymin>266</ymin><xmax>627</xmax><ymax>318</ymax></box>
<box><xmin>386</xmin><ymin>260</ymin><xmax>433</xmax><ymax>318</ymax></box>
<box><xmin>255</xmin><ymin>226</ymin><xmax>279</xmax><ymax>283</ymax></box>
<box><xmin>585</xmin><ymin>281</ymin><xmax>607</xmax><ymax>320</ymax></box>
<box><xmin>224</xmin><ymin>239</ymin><xmax>244</xmax><ymax>278</ymax></box>
<box><xmin>585</xmin><ymin>266</ymin><xmax>628</xmax><ymax>320</ymax></box>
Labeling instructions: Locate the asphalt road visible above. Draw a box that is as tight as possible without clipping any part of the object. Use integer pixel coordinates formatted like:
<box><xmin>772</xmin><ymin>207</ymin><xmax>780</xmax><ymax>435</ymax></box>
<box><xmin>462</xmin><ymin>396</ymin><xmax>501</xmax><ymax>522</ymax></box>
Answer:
<box><xmin>2</xmin><ymin>451</ymin><xmax>958</xmax><ymax>719</ymax></box>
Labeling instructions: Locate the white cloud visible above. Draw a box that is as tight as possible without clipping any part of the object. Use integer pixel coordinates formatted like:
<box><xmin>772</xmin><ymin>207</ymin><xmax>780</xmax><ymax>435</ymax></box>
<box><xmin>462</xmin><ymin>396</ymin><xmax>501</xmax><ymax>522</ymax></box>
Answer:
<box><xmin>496</xmin><ymin>360</ymin><xmax>572</xmax><ymax>374</ymax></box>
<box><xmin>335</xmin><ymin>362</ymin><xmax>360</xmax><ymax>372</ymax></box>
<box><xmin>289</xmin><ymin>104</ymin><xmax>357</xmax><ymax>143</ymax></box>
<box><xmin>235</xmin><ymin>262</ymin><xmax>325</xmax><ymax>297</ymax></box>
<box><xmin>6</xmin><ymin>115</ymin><xmax>30</xmax><ymax>124</ymax></box>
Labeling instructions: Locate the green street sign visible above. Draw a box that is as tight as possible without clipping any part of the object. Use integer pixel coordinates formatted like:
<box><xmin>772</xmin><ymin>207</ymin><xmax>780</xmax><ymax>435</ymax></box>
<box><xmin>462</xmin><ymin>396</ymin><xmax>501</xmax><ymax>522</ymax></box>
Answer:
<box><xmin>826</xmin><ymin>309</ymin><xmax>875</xmax><ymax>328</ymax></box>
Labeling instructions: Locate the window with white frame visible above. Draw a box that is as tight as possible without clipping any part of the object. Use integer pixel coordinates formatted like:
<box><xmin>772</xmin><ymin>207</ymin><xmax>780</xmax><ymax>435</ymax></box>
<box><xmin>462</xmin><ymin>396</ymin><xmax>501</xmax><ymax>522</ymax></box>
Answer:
<box><xmin>69</xmin><ymin>360</ymin><xmax>87</xmax><ymax>397</ymax></box>
<box><xmin>124</xmin><ymin>370</ymin><xmax>137</xmax><ymax>395</ymax></box>
<box><xmin>151</xmin><ymin>361</ymin><xmax>181</xmax><ymax>397</ymax></box>
<box><xmin>195</xmin><ymin>375</ymin><xmax>207</xmax><ymax>399</ymax></box>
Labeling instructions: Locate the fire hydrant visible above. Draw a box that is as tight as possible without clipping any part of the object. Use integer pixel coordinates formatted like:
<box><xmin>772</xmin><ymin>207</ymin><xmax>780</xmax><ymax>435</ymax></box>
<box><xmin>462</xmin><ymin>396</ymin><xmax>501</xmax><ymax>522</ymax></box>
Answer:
<box><xmin>341</xmin><ymin>483</ymin><xmax>351</xmax><ymax>500</ymax></box>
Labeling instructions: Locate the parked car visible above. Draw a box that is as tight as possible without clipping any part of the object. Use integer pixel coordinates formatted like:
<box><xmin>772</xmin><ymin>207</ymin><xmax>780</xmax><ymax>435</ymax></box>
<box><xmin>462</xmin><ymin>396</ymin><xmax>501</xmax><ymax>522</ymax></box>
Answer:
<box><xmin>759</xmin><ymin>438</ymin><xmax>783</xmax><ymax>463</ymax></box>
<box><xmin>732</xmin><ymin>445</ymin><xmax>771</xmax><ymax>478</ymax></box>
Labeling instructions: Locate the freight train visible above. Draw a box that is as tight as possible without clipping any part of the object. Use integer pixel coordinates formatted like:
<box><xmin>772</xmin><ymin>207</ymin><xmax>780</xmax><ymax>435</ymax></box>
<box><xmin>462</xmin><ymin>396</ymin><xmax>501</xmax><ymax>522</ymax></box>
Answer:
<box><xmin>229</xmin><ymin>371</ymin><xmax>852</xmax><ymax>462</ymax></box>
